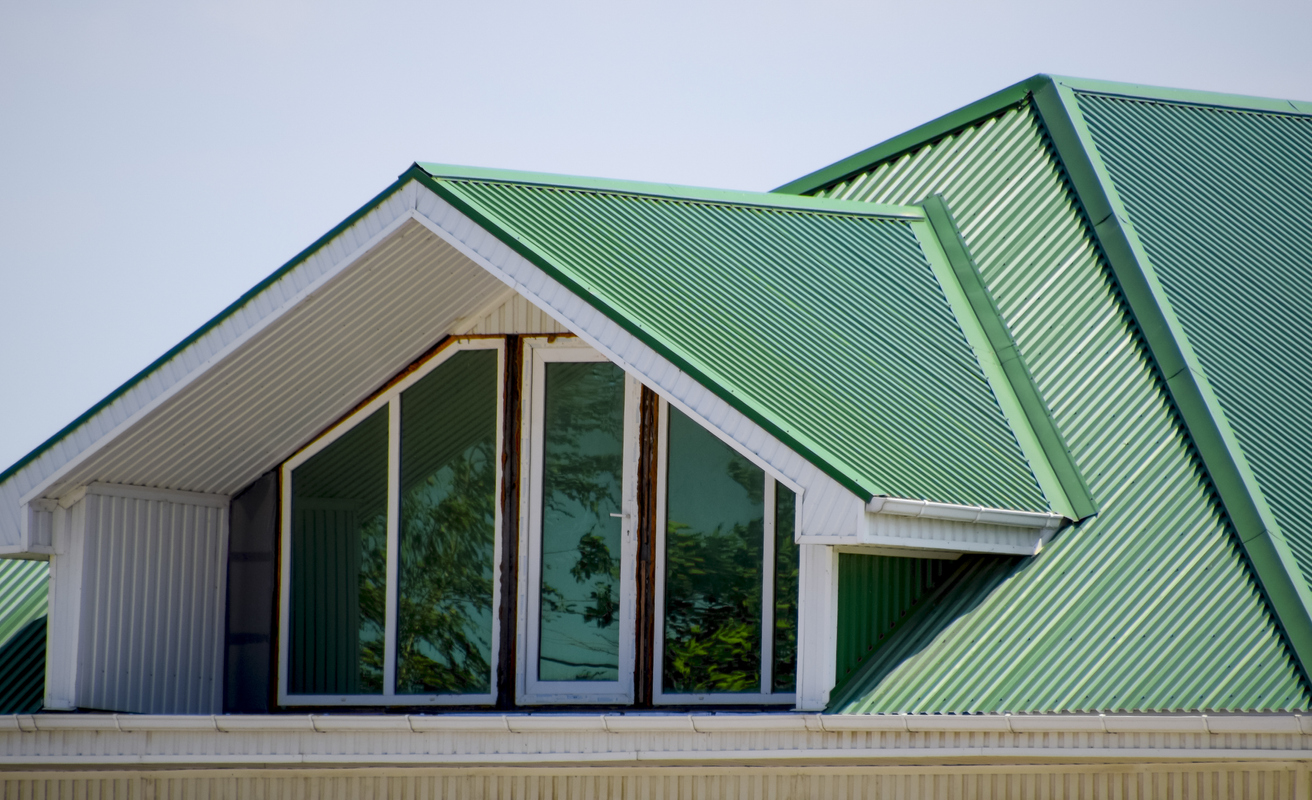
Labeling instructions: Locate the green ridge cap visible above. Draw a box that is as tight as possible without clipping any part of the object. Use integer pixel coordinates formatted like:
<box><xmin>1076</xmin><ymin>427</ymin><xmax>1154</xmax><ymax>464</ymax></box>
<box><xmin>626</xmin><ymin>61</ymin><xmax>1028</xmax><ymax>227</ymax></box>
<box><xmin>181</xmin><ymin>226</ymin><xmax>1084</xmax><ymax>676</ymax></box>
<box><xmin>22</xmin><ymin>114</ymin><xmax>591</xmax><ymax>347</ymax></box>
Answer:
<box><xmin>417</xmin><ymin>162</ymin><xmax>922</xmax><ymax>219</ymax></box>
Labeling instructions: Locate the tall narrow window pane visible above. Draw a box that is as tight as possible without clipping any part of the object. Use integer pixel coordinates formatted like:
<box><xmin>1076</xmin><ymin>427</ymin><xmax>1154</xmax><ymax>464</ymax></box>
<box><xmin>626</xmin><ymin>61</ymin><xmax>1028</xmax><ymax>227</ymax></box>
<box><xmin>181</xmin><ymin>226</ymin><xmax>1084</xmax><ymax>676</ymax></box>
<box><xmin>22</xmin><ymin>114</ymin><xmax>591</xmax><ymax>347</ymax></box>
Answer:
<box><xmin>539</xmin><ymin>361</ymin><xmax>625</xmax><ymax>682</ymax></box>
<box><xmin>773</xmin><ymin>486</ymin><xmax>799</xmax><ymax>692</ymax></box>
<box><xmin>397</xmin><ymin>349</ymin><xmax>499</xmax><ymax>694</ymax></box>
<box><xmin>663</xmin><ymin>408</ymin><xmax>763</xmax><ymax>693</ymax></box>
<box><xmin>289</xmin><ymin>407</ymin><xmax>388</xmax><ymax>695</ymax></box>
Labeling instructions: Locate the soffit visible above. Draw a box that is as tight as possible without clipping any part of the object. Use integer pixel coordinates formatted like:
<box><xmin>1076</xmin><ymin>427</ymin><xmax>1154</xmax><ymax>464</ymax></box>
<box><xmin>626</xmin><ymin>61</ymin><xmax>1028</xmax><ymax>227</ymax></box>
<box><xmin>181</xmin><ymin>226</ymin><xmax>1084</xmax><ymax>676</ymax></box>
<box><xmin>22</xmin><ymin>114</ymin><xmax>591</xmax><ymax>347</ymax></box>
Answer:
<box><xmin>35</xmin><ymin>219</ymin><xmax>509</xmax><ymax>500</ymax></box>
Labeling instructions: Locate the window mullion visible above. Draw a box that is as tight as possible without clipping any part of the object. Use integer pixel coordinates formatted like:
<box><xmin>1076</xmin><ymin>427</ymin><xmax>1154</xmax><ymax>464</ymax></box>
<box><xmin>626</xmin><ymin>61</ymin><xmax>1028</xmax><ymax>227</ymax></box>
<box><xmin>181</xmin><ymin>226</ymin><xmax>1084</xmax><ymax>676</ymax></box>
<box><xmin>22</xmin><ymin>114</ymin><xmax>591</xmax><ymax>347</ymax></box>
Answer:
<box><xmin>383</xmin><ymin>394</ymin><xmax>401</xmax><ymax>697</ymax></box>
<box><xmin>761</xmin><ymin>477</ymin><xmax>776</xmax><ymax>695</ymax></box>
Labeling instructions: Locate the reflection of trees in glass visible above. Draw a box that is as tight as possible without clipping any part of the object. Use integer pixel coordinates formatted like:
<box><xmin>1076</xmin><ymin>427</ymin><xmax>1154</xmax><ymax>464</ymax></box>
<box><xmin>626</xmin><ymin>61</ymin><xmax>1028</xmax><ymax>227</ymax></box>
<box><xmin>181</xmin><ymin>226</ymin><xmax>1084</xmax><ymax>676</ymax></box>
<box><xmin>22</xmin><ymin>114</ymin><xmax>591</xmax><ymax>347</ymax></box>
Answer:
<box><xmin>397</xmin><ymin>348</ymin><xmax>498</xmax><ymax>695</ymax></box>
<box><xmin>396</xmin><ymin>441</ymin><xmax>495</xmax><ymax>694</ymax></box>
<box><xmin>539</xmin><ymin>361</ymin><xmax>624</xmax><ymax>682</ymax></box>
<box><xmin>662</xmin><ymin>408</ymin><xmax>764</xmax><ymax>693</ymax></box>
<box><xmin>773</xmin><ymin>488</ymin><xmax>799</xmax><ymax>692</ymax></box>
<box><xmin>663</xmin><ymin>518</ymin><xmax>763</xmax><ymax>692</ymax></box>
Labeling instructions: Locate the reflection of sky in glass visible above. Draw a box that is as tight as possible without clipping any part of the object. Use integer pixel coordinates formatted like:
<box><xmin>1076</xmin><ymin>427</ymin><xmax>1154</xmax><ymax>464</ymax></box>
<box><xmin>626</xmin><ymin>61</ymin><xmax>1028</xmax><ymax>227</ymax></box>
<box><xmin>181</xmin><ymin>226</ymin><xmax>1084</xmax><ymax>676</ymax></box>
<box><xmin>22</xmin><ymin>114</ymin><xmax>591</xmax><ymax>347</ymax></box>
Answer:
<box><xmin>539</xmin><ymin>361</ymin><xmax>624</xmax><ymax>682</ymax></box>
<box><xmin>289</xmin><ymin>406</ymin><xmax>389</xmax><ymax>695</ymax></box>
<box><xmin>664</xmin><ymin>407</ymin><xmax>763</xmax><ymax>693</ymax></box>
<box><xmin>397</xmin><ymin>349</ymin><xmax>498</xmax><ymax>695</ymax></box>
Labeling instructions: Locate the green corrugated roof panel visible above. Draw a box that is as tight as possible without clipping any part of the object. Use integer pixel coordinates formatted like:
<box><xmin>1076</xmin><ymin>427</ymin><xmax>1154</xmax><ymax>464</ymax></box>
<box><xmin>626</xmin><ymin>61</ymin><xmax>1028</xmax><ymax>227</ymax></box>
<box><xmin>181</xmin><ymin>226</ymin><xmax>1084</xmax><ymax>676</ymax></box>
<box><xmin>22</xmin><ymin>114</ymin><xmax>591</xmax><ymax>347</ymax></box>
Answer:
<box><xmin>805</xmin><ymin>97</ymin><xmax>1308</xmax><ymax>712</ymax></box>
<box><xmin>420</xmin><ymin>166</ymin><xmax>1050</xmax><ymax>511</ymax></box>
<box><xmin>0</xmin><ymin>560</ymin><xmax>46</xmax><ymax>713</ymax></box>
<box><xmin>1070</xmin><ymin>91</ymin><xmax>1312</xmax><ymax>592</ymax></box>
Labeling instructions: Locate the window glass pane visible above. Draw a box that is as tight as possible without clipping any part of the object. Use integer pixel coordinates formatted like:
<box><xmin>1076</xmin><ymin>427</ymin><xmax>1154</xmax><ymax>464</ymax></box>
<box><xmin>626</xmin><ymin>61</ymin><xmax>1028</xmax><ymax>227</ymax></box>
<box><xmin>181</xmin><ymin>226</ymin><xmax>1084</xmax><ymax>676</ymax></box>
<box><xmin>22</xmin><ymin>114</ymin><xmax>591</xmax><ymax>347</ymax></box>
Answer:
<box><xmin>539</xmin><ymin>361</ymin><xmax>625</xmax><ymax>682</ymax></box>
<box><xmin>397</xmin><ymin>349</ymin><xmax>499</xmax><ymax>694</ymax></box>
<box><xmin>773</xmin><ymin>486</ymin><xmax>799</xmax><ymax>692</ymax></box>
<box><xmin>663</xmin><ymin>408</ymin><xmax>763</xmax><ymax>693</ymax></box>
<box><xmin>289</xmin><ymin>406</ymin><xmax>388</xmax><ymax>695</ymax></box>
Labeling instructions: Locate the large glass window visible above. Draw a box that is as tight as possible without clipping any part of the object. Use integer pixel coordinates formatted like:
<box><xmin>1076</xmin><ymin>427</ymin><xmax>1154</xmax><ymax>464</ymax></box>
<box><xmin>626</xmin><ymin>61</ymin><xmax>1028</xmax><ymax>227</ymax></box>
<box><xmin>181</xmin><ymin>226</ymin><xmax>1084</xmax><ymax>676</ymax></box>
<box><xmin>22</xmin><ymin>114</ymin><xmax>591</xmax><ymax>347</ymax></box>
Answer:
<box><xmin>656</xmin><ymin>403</ymin><xmax>799</xmax><ymax>703</ymax></box>
<box><xmin>280</xmin><ymin>341</ymin><xmax>502</xmax><ymax>705</ymax></box>
<box><xmin>520</xmin><ymin>339</ymin><xmax>636</xmax><ymax>704</ymax></box>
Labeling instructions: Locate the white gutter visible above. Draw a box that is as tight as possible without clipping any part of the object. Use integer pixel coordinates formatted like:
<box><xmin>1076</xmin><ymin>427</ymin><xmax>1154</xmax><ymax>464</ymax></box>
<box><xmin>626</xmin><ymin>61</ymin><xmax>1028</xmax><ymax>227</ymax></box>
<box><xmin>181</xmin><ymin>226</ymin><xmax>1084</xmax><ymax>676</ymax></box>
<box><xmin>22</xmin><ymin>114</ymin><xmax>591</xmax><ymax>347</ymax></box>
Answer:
<box><xmin>3</xmin><ymin>712</ymin><xmax>1308</xmax><ymax>735</ymax></box>
<box><xmin>867</xmin><ymin>497</ymin><xmax>1067</xmax><ymax>530</ymax></box>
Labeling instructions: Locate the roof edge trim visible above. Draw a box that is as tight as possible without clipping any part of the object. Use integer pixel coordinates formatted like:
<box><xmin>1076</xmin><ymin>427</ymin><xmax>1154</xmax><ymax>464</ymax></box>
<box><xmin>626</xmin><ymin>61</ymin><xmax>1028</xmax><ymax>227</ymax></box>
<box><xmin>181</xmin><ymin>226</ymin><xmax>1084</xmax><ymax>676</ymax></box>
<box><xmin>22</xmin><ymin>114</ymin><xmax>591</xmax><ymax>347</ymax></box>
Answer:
<box><xmin>773</xmin><ymin>75</ymin><xmax>1053</xmax><ymax>196</ymax></box>
<box><xmin>1053</xmin><ymin>76</ymin><xmax>1312</xmax><ymax>117</ymax></box>
<box><xmin>415</xmin><ymin>173</ymin><xmax>881</xmax><ymax>502</ymax></box>
<box><xmin>0</xmin><ymin>168</ymin><xmax>425</xmax><ymax>489</ymax></box>
<box><xmin>1031</xmin><ymin>79</ymin><xmax>1312</xmax><ymax>679</ymax></box>
<box><xmin>416</xmin><ymin>162</ymin><xmax>922</xmax><ymax>219</ymax></box>
<box><xmin>867</xmin><ymin>496</ymin><xmax>1065</xmax><ymax>530</ymax></box>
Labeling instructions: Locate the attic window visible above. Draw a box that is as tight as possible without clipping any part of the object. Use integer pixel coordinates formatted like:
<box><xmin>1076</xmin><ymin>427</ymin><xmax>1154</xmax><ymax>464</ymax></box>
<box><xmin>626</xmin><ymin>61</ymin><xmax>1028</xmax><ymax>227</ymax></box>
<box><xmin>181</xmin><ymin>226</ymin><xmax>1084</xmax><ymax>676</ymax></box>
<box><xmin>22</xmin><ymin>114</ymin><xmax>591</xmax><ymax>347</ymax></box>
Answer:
<box><xmin>279</xmin><ymin>340</ymin><xmax>504</xmax><ymax>705</ymax></box>
<box><xmin>654</xmin><ymin>403</ymin><xmax>799</xmax><ymax>703</ymax></box>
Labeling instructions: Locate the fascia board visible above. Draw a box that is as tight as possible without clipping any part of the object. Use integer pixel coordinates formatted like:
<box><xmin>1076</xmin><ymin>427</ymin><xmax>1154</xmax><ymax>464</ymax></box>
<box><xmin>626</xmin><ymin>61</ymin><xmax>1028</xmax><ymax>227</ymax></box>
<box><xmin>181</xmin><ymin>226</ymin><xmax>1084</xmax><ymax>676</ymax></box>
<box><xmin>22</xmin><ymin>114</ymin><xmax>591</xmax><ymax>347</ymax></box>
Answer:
<box><xmin>1049</xmin><ymin>75</ymin><xmax>1312</xmax><ymax>117</ymax></box>
<box><xmin>415</xmin><ymin>162</ymin><xmax>922</xmax><ymax>220</ymax></box>
<box><xmin>4</xmin><ymin>712</ymin><xmax>1310</xmax><ymax>735</ymax></box>
<box><xmin>0</xmin><ymin>169</ymin><xmax>425</xmax><ymax>489</ymax></box>
<box><xmin>1029</xmin><ymin>77</ymin><xmax>1312</xmax><ymax>678</ymax></box>
<box><xmin>916</xmin><ymin>197</ymin><xmax>1095</xmax><ymax>522</ymax></box>
<box><xmin>415</xmin><ymin>172</ymin><xmax>880</xmax><ymax>502</ymax></box>
<box><xmin>772</xmin><ymin>75</ymin><xmax>1054</xmax><ymax>196</ymax></box>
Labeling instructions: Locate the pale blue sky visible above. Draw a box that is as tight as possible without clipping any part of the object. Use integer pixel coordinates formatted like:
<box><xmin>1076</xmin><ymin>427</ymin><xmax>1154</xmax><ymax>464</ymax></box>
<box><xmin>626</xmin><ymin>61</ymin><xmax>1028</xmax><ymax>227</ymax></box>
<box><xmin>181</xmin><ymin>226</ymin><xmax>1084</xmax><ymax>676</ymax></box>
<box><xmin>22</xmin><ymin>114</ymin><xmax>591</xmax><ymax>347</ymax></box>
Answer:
<box><xmin>2</xmin><ymin>0</ymin><xmax>1309</xmax><ymax>470</ymax></box>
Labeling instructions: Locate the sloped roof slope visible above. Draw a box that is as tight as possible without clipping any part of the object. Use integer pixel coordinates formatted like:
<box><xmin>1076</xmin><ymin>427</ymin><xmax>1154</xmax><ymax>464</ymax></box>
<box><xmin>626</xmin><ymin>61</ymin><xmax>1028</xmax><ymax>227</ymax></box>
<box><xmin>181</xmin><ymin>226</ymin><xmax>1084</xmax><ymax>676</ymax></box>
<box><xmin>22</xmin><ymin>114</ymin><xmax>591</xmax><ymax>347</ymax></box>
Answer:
<box><xmin>1069</xmin><ymin>89</ymin><xmax>1312</xmax><ymax>591</ymax></box>
<box><xmin>785</xmin><ymin>83</ymin><xmax>1310</xmax><ymax>712</ymax></box>
<box><xmin>417</xmin><ymin>165</ymin><xmax>1049</xmax><ymax>510</ymax></box>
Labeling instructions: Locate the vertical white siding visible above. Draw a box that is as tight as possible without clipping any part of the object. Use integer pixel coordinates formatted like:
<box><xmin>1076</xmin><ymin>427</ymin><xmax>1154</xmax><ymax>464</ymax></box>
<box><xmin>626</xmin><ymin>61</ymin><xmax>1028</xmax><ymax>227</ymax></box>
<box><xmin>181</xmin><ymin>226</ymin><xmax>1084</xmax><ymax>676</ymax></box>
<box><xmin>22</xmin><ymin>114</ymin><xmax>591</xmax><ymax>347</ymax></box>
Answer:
<box><xmin>464</xmin><ymin>291</ymin><xmax>570</xmax><ymax>335</ymax></box>
<box><xmin>76</xmin><ymin>484</ymin><xmax>228</xmax><ymax>714</ymax></box>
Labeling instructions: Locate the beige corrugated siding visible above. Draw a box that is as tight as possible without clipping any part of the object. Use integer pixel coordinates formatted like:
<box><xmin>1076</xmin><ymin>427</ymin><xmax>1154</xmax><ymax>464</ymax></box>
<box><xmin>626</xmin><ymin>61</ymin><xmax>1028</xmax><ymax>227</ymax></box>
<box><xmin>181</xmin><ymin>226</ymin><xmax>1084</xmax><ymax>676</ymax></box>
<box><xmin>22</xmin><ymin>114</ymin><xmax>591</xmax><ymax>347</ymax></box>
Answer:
<box><xmin>2</xmin><ymin>766</ymin><xmax>1306</xmax><ymax>799</ymax></box>
<box><xmin>815</xmin><ymin>101</ymin><xmax>1307</xmax><ymax>712</ymax></box>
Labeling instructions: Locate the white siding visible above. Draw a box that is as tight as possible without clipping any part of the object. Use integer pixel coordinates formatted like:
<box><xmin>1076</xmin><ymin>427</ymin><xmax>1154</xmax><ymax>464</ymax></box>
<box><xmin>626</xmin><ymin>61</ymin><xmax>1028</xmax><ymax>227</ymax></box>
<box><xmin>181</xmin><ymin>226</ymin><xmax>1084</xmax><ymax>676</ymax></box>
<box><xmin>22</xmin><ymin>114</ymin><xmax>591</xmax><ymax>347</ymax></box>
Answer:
<box><xmin>74</xmin><ymin>484</ymin><xmax>228</xmax><ymax>714</ymax></box>
<box><xmin>462</xmin><ymin>291</ymin><xmax>570</xmax><ymax>335</ymax></box>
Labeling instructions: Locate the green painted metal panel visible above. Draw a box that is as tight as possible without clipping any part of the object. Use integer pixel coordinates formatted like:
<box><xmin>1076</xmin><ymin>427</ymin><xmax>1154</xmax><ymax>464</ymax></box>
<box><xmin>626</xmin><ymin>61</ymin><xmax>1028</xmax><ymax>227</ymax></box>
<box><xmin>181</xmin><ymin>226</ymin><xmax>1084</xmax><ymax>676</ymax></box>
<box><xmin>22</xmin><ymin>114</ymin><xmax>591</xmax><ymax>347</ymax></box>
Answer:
<box><xmin>813</xmin><ymin>100</ymin><xmax>1308</xmax><ymax>712</ymax></box>
<box><xmin>424</xmin><ymin>170</ymin><xmax>1049</xmax><ymax>512</ymax></box>
<box><xmin>0</xmin><ymin>617</ymin><xmax>45</xmax><ymax>714</ymax></box>
<box><xmin>1072</xmin><ymin>93</ymin><xmax>1312</xmax><ymax>594</ymax></box>
<box><xmin>834</xmin><ymin>554</ymin><xmax>956</xmax><ymax>692</ymax></box>
<box><xmin>0</xmin><ymin>560</ymin><xmax>47</xmax><ymax>713</ymax></box>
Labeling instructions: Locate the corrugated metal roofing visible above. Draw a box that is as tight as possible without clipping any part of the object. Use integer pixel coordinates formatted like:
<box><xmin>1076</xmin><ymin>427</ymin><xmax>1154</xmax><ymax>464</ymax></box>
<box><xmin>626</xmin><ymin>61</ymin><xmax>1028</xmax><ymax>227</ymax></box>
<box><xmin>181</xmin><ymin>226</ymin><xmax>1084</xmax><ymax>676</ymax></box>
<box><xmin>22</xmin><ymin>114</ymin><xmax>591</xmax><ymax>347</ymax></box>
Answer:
<box><xmin>422</xmin><ymin>168</ymin><xmax>1049</xmax><ymax>511</ymax></box>
<box><xmin>1073</xmin><ymin>92</ymin><xmax>1312</xmax><ymax>593</ymax></box>
<box><xmin>809</xmin><ymin>100</ymin><xmax>1308</xmax><ymax>712</ymax></box>
<box><xmin>0</xmin><ymin>560</ymin><xmax>46</xmax><ymax>713</ymax></box>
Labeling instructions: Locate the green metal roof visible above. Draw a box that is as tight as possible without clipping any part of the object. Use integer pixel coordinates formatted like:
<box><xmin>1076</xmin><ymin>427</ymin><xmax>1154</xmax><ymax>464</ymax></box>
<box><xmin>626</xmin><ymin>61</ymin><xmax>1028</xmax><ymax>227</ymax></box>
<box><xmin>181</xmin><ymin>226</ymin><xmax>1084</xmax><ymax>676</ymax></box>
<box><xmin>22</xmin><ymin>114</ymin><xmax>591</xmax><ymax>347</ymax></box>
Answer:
<box><xmin>418</xmin><ymin>164</ymin><xmax>1050</xmax><ymax>510</ymax></box>
<box><xmin>0</xmin><ymin>560</ymin><xmax>46</xmax><ymax>713</ymax></box>
<box><xmin>1069</xmin><ymin>90</ymin><xmax>1312</xmax><ymax>592</ymax></box>
<box><xmin>796</xmin><ymin>90</ymin><xmax>1309</xmax><ymax>712</ymax></box>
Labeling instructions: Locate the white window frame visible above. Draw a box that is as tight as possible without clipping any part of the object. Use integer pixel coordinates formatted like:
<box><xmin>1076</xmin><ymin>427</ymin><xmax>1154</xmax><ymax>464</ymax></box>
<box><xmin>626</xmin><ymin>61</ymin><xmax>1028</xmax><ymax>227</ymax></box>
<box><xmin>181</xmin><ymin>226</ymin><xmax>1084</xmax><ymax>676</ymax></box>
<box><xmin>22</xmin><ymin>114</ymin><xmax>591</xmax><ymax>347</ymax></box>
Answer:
<box><xmin>516</xmin><ymin>337</ymin><xmax>639</xmax><ymax>705</ymax></box>
<box><xmin>653</xmin><ymin>396</ymin><xmax>800</xmax><ymax>706</ymax></box>
<box><xmin>277</xmin><ymin>337</ymin><xmax>505</xmax><ymax>707</ymax></box>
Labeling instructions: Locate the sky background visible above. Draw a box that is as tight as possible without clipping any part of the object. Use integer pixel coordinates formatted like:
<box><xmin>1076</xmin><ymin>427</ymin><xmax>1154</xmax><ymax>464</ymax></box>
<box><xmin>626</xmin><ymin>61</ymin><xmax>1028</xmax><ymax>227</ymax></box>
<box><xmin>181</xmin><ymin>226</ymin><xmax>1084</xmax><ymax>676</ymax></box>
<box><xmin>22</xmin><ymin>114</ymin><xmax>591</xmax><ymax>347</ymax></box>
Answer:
<box><xmin>2</xmin><ymin>0</ymin><xmax>1310</xmax><ymax>471</ymax></box>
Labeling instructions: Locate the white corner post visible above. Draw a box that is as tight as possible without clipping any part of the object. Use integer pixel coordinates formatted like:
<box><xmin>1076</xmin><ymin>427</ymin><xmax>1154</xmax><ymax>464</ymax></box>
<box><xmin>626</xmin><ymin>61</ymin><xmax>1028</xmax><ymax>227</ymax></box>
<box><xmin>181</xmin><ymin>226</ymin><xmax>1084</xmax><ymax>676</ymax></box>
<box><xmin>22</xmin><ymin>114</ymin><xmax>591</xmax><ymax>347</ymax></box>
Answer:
<box><xmin>44</xmin><ymin>491</ymin><xmax>89</xmax><ymax>710</ymax></box>
<box><xmin>795</xmin><ymin>543</ymin><xmax>839</xmax><ymax>711</ymax></box>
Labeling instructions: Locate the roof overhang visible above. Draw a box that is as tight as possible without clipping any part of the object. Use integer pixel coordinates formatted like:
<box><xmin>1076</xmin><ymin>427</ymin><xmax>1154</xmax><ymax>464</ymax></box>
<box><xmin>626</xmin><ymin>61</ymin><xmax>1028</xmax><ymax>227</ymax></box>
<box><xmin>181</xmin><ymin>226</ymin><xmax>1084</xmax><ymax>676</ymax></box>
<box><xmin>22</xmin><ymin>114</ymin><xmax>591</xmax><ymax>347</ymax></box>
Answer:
<box><xmin>2</xmin><ymin>172</ymin><xmax>1070</xmax><ymax>558</ymax></box>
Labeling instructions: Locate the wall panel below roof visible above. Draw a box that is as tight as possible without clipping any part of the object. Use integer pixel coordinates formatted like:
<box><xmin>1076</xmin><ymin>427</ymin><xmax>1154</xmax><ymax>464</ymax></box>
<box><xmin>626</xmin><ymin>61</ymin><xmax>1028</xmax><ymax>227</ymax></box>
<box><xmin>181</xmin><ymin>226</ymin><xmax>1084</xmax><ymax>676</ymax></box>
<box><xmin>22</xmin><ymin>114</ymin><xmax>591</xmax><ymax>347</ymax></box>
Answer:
<box><xmin>76</xmin><ymin>485</ymin><xmax>227</xmax><ymax>714</ymax></box>
<box><xmin>2</xmin><ymin>766</ymin><xmax>1305</xmax><ymax>799</ymax></box>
